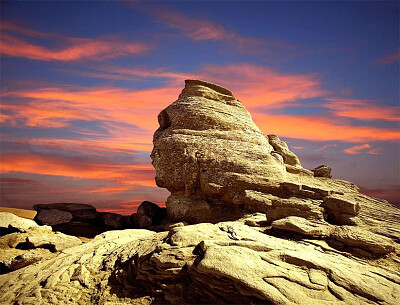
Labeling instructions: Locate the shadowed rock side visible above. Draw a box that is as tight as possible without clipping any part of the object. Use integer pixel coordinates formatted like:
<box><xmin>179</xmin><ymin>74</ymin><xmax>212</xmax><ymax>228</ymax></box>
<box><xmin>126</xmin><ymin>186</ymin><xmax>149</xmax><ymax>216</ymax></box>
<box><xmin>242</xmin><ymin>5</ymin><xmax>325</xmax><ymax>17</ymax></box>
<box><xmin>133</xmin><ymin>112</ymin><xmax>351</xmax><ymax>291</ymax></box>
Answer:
<box><xmin>0</xmin><ymin>80</ymin><xmax>399</xmax><ymax>305</ymax></box>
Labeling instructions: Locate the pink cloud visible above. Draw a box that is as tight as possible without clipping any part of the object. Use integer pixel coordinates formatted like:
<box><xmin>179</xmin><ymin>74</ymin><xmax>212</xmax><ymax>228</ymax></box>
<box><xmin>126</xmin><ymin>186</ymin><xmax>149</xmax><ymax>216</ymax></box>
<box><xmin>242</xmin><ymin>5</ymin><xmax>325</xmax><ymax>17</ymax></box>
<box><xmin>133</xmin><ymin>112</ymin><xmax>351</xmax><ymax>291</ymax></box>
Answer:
<box><xmin>254</xmin><ymin>114</ymin><xmax>399</xmax><ymax>143</ymax></box>
<box><xmin>0</xmin><ymin>21</ymin><xmax>151</xmax><ymax>61</ymax></box>
<box><xmin>344</xmin><ymin>144</ymin><xmax>372</xmax><ymax>154</ymax></box>
<box><xmin>366</xmin><ymin>147</ymin><xmax>383</xmax><ymax>155</ymax></box>
<box><xmin>377</xmin><ymin>48</ymin><xmax>400</xmax><ymax>65</ymax></box>
<box><xmin>316</xmin><ymin>144</ymin><xmax>337</xmax><ymax>152</ymax></box>
<box><xmin>325</xmin><ymin>98</ymin><xmax>399</xmax><ymax>122</ymax></box>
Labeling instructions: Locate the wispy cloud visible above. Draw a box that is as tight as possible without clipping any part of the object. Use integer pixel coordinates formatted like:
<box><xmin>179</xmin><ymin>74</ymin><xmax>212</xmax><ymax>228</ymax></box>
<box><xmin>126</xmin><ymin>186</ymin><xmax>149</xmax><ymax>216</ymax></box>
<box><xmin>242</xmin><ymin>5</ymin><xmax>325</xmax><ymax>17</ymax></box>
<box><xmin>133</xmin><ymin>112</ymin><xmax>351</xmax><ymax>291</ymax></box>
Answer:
<box><xmin>0</xmin><ymin>152</ymin><xmax>156</xmax><ymax>186</ymax></box>
<box><xmin>377</xmin><ymin>48</ymin><xmax>400</xmax><ymax>65</ymax></box>
<box><xmin>343</xmin><ymin>144</ymin><xmax>382</xmax><ymax>155</ymax></box>
<box><xmin>0</xmin><ymin>178</ymin><xmax>43</xmax><ymax>185</ymax></box>
<box><xmin>254</xmin><ymin>114</ymin><xmax>399</xmax><ymax>142</ymax></box>
<box><xmin>1</xmin><ymin>85</ymin><xmax>180</xmax><ymax>130</ymax></box>
<box><xmin>136</xmin><ymin>5</ymin><xmax>298</xmax><ymax>57</ymax></box>
<box><xmin>0</xmin><ymin>21</ymin><xmax>151</xmax><ymax>61</ymax></box>
<box><xmin>316</xmin><ymin>144</ymin><xmax>337</xmax><ymax>152</ymax></box>
<box><xmin>325</xmin><ymin>98</ymin><xmax>399</xmax><ymax>122</ymax></box>
<box><xmin>64</xmin><ymin>63</ymin><xmax>328</xmax><ymax>107</ymax></box>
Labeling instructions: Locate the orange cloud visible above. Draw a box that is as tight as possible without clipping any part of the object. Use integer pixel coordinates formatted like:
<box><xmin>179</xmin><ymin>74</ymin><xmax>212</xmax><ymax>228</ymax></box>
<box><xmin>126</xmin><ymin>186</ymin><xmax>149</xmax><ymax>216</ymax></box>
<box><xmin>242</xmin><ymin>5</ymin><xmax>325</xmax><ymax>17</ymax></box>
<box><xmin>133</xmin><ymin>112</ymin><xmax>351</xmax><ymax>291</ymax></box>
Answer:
<box><xmin>344</xmin><ymin>144</ymin><xmax>372</xmax><ymax>154</ymax></box>
<box><xmin>2</xmin><ymin>85</ymin><xmax>180</xmax><ymax>130</ymax></box>
<box><xmin>377</xmin><ymin>48</ymin><xmax>400</xmax><ymax>65</ymax></box>
<box><xmin>198</xmin><ymin>64</ymin><xmax>329</xmax><ymax>106</ymax></box>
<box><xmin>0</xmin><ymin>152</ymin><xmax>156</xmax><ymax>186</ymax></box>
<box><xmin>67</xmin><ymin>63</ymin><xmax>327</xmax><ymax>107</ymax></box>
<box><xmin>0</xmin><ymin>22</ymin><xmax>151</xmax><ymax>61</ymax></box>
<box><xmin>325</xmin><ymin>98</ymin><xmax>400</xmax><ymax>121</ymax></box>
<box><xmin>253</xmin><ymin>114</ymin><xmax>400</xmax><ymax>142</ymax></box>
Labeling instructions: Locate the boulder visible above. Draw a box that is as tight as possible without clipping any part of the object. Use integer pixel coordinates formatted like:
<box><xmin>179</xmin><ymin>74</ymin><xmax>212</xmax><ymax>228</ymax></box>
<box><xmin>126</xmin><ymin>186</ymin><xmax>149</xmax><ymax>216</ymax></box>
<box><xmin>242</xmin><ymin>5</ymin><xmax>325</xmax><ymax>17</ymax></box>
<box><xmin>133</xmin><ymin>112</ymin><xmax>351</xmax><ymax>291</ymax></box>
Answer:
<box><xmin>132</xmin><ymin>201</ymin><xmax>167</xmax><ymax>229</ymax></box>
<box><xmin>35</xmin><ymin>209</ymin><xmax>73</xmax><ymax>226</ymax></box>
<box><xmin>313</xmin><ymin>165</ymin><xmax>332</xmax><ymax>178</ymax></box>
<box><xmin>0</xmin><ymin>212</ymin><xmax>38</xmax><ymax>235</ymax></box>
<box><xmin>321</xmin><ymin>194</ymin><xmax>360</xmax><ymax>225</ymax></box>
<box><xmin>267</xmin><ymin>134</ymin><xmax>302</xmax><ymax>167</ymax></box>
<box><xmin>100</xmin><ymin>212</ymin><xmax>125</xmax><ymax>229</ymax></box>
<box><xmin>322</xmin><ymin>194</ymin><xmax>360</xmax><ymax>215</ymax></box>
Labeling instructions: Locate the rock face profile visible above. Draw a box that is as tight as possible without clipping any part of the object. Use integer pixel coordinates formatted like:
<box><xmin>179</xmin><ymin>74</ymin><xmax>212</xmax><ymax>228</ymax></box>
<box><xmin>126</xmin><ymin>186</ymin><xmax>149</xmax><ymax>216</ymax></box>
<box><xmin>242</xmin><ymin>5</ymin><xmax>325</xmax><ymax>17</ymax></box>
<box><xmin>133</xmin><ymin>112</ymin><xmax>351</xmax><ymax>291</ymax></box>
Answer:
<box><xmin>0</xmin><ymin>80</ymin><xmax>399</xmax><ymax>305</ymax></box>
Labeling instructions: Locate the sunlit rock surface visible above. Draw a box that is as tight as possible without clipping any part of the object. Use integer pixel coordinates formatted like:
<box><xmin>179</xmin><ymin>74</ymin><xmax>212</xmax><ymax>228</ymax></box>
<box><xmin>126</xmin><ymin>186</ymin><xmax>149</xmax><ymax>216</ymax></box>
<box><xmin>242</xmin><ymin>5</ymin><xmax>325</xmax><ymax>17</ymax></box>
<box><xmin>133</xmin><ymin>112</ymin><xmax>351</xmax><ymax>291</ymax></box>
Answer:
<box><xmin>0</xmin><ymin>80</ymin><xmax>399</xmax><ymax>305</ymax></box>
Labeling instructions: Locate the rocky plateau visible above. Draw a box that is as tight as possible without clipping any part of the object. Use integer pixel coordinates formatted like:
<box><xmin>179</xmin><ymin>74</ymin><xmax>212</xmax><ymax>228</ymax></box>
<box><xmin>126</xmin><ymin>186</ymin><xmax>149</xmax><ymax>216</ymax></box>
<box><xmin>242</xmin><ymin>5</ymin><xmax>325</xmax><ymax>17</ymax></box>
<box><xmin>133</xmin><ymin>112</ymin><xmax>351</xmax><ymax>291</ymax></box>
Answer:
<box><xmin>0</xmin><ymin>79</ymin><xmax>399</xmax><ymax>304</ymax></box>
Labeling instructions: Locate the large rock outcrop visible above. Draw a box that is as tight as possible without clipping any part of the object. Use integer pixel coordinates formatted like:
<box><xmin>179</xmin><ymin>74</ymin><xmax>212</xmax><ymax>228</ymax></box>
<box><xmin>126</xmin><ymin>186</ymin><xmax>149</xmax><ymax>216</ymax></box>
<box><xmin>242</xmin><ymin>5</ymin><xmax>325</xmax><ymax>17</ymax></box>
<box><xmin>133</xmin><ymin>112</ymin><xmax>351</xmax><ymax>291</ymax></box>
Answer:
<box><xmin>0</xmin><ymin>80</ymin><xmax>399</xmax><ymax>305</ymax></box>
<box><xmin>151</xmin><ymin>80</ymin><xmax>398</xmax><ymax>234</ymax></box>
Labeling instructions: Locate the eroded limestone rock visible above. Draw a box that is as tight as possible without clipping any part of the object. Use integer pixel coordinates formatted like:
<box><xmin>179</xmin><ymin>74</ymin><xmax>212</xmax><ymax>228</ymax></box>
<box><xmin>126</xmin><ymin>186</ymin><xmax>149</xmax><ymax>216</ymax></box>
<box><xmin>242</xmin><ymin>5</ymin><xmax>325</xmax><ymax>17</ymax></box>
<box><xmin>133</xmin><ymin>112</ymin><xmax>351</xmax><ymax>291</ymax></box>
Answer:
<box><xmin>0</xmin><ymin>212</ymin><xmax>38</xmax><ymax>235</ymax></box>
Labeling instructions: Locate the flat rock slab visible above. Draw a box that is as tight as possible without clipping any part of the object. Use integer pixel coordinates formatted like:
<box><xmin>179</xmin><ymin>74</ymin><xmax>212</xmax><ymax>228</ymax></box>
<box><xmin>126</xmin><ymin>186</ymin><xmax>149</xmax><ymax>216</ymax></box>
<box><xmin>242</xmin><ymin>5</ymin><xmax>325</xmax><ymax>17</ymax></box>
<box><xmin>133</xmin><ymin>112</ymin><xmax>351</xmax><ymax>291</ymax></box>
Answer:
<box><xmin>0</xmin><ymin>212</ymin><xmax>38</xmax><ymax>233</ymax></box>
<box><xmin>26</xmin><ymin>233</ymin><xmax>82</xmax><ymax>252</ymax></box>
<box><xmin>36</xmin><ymin>209</ymin><xmax>73</xmax><ymax>226</ymax></box>
<box><xmin>33</xmin><ymin>203</ymin><xmax>96</xmax><ymax>212</ymax></box>
<box><xmin>271</xmin><ymin>216</ymin><xmax>333</xmax><ymax>237</ymax></box>
<box><xmin>322</xmin><ymin>194</ymin><xmax>360</xmax><ymax>215</ymax></box>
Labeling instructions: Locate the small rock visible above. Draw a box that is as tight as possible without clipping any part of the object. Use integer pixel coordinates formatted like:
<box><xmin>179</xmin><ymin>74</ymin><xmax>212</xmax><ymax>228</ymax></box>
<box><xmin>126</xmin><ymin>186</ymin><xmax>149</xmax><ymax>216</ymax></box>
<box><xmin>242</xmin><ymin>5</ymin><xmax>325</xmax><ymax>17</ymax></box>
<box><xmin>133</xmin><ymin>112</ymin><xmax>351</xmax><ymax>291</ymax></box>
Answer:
<box><xmin>271</xmin><ymin>216</ymin><xmax>333</xmax><ymax>237</ymax></box>
<box><xmin>322</xmin><ymin>194</ymin><xmax>360</xmax><ymax>216</ymax></box>
<box><xmin>313</xmin><ymin>165</ymin><xmax>332</xmax><ymax>178</ymax></box>
<box><xmin>100</xmin><ymin>212</ymin><xmax>125</xmax><ymax>229</ymax></box>
<box><xmin>26</xmin><ymin>233</ymin><xmax>82</xmax><ymax>252</ymax></box>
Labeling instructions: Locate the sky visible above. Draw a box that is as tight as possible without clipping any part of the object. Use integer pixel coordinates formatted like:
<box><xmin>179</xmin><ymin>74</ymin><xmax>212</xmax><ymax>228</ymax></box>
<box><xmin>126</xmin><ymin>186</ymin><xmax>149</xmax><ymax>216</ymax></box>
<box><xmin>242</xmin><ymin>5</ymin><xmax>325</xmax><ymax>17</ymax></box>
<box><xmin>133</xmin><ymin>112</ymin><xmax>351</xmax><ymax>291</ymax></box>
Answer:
<box><xmin>0</xmin><ymin>0</ymin><xmax>399</xmax><ymax>214</ymax></box>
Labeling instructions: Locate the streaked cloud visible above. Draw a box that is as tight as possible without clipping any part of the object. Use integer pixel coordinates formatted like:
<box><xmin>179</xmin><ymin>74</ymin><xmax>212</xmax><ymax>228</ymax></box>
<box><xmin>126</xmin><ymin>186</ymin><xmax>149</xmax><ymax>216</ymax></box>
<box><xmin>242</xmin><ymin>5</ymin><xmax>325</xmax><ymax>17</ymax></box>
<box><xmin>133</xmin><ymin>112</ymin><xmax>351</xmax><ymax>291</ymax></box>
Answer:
<box><xmin>138</xmin><ymin>5</ymin><xmax>298</xmax><ymax>57</ymax></box>
<box><xmin>325</xmin><ymin>98</ymin><xmax>399</xmax><ymax>122</ymax></box>
<box><xmin>316</xmin><ymin>144</ymin><xmax>337</xmax><ymax>152</ymax></box>
<box><xmin>0</xmin><ymin>21</ymin><xmax>151</xmax><ymax>61</ymax></box>
<box><xmin>377</xmin><ymin>48</ymin><xmax>400</xmax><ymax>65</ymax></box>
<box><xmin>254</xmin><ymin>114</ymin><xmax>399</xmax><ymax>142</ymax></box>
<box><xmin>343</xmin><ymin>144</ymin><xmax>382</xmax><ymax>155</ymax></box>
<box><xmin>0</xmin><ymin>152</ymin><xmax>156</xmax><ymax>186</ymax></box>
<box><xmin>0</xmin><ymin>178</ymin><xmax>43</xmax><ymax>185</ymax></box>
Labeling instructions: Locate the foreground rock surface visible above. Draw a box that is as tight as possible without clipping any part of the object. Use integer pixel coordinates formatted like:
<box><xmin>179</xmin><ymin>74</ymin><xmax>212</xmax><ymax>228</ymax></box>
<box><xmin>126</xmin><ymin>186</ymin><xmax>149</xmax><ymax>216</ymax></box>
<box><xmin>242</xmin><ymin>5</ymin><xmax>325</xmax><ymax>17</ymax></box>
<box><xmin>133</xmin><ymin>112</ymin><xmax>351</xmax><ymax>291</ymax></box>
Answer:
<box><xmin>0</xmin><ymin>212</ymin><xmax>38</xmax><ymax>236</ymax></box>
<box><xmin>1</xmin><ymin>80</ymin><xmax>399</xmax><ymax>304</ymax></box>
<box><xmin>0</xmin><ymin>218</ymin><xmax>399</xmax><ymax>304</ymax></box>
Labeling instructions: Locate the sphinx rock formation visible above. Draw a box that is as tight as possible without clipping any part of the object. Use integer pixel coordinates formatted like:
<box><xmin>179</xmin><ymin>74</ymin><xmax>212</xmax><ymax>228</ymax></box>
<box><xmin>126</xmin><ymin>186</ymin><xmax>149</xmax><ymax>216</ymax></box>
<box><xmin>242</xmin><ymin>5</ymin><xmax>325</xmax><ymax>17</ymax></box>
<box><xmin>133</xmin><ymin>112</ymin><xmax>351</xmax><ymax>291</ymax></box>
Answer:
<box><xmin>0</xmin><ymin>80</ymin><xmax>399</xmax><ymax>305</ymax></box>
<box><xmin>151</xmin><ymin>80</ymin><xmax>397</xmax><ymax>233</ymax></box>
